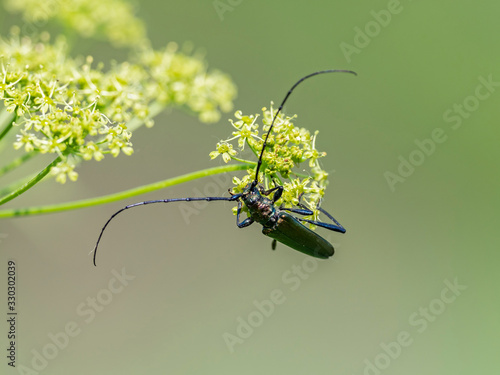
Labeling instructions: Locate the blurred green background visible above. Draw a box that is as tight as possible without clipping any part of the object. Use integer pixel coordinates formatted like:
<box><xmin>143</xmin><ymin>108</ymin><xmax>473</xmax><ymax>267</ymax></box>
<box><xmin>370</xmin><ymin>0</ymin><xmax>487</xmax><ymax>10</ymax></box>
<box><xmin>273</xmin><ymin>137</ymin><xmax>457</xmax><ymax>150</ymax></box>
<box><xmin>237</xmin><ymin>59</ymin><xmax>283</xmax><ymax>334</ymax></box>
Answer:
<box><xmin>1</xmin><ymin>0</ymin><xmax>499</xmax><ymax>374</ymax></box>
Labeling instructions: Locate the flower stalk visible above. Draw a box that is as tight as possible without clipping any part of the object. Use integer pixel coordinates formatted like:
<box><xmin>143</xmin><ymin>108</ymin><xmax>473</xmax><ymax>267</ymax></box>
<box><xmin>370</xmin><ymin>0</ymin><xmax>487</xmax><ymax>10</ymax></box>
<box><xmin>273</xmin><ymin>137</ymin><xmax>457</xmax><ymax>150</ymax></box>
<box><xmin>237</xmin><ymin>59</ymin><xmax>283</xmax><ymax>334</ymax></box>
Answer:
<box><xmin>0</xmin><ymin>163</ymin><xmax>251</xmax><ymax>218</ymax></box>
<box><xmin>0</xmin><ymin>156</ymin><xmax>62</xmax><ymax>206</ymax></box>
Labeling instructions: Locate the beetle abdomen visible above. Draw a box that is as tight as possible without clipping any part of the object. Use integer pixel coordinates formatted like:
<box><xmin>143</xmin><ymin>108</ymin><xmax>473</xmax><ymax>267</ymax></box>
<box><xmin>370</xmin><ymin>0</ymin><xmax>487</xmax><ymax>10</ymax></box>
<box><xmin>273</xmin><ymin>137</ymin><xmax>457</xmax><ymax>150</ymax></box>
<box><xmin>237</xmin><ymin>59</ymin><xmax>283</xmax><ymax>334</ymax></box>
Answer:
<box><xmin>262</xmin><ymin>212</ymin><xmax>334</xmax><ymax>259</ymax></box>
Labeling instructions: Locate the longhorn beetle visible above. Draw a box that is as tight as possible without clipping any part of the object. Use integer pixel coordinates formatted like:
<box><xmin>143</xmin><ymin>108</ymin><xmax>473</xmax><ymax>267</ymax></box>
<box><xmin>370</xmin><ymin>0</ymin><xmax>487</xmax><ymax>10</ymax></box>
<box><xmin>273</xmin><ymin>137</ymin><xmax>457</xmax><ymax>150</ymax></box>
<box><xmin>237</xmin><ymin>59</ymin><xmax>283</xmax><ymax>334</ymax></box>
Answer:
<box><xmin>92</xmin><ymin>69</ymin><xmax>356</xmax><ymax>265</ymax></box>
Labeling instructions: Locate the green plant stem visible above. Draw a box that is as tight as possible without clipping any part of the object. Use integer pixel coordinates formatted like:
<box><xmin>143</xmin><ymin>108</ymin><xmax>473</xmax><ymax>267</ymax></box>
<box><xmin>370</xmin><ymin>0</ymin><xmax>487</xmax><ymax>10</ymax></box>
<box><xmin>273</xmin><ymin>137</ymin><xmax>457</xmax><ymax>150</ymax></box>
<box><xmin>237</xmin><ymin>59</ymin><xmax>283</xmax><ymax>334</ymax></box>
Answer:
<box><xmin>0</xmin><ymin>156</ymin><xmax>61</xmax><ymax>206</ymax></box>
<box><xmin>0</xmin><ymin>112</ymin><xmax>16</xmax><ymax>142</ymax></box>
<box><xmin>230</xmin><ymin>156</ymin><xmax>256</xmax><ymax>165</ymax></box>
<box><xmin>0</xmin><ymin>173</ymin><xmax>36</xmax><ymax>197</ymax></box>
<box><xmin>0</xmin><ymin>152</ymin><xmax>37</xmax><ymax>177</ymax></box>
<box><xmin>0</xmin><ymin>163</ymin><xmax>251</xmax><ymax>218</ymax></box>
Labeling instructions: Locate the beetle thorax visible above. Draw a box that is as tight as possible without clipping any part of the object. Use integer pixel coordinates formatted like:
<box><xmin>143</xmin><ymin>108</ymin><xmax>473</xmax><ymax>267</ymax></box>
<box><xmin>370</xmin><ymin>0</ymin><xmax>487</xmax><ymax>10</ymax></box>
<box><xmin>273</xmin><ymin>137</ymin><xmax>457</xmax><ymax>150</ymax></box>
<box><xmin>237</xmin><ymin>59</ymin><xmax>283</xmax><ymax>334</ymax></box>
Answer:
<box><xmin>241</xmin><ymin>184</ymin><xmax>278</xmax><ymax>228</ymax></box>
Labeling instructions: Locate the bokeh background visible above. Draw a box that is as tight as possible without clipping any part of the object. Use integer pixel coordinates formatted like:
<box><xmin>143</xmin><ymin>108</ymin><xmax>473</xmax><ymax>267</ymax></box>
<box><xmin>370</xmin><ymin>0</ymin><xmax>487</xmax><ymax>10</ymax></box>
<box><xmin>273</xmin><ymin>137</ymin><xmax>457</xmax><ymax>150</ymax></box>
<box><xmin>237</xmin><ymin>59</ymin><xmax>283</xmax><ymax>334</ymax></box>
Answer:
<box><xmin>1</xmin><ymin>0</ymin><xmax>499</xmax><ymax>374</ymax></box>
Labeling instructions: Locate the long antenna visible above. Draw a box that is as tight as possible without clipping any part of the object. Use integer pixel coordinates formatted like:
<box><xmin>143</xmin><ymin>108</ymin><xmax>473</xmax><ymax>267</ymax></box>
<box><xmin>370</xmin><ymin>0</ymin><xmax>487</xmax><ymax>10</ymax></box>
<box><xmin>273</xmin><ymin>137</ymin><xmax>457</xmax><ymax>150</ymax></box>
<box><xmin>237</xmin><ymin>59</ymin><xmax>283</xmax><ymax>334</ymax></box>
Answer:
<box><xmin>252</xmin><ymin>69</ymin><xmax>357</xmax><ymax>186</ymax></box>
<box><xmin>92</xmin><ymin>196</ymin><xmax>240</xmax><ymax>266</ymax></box>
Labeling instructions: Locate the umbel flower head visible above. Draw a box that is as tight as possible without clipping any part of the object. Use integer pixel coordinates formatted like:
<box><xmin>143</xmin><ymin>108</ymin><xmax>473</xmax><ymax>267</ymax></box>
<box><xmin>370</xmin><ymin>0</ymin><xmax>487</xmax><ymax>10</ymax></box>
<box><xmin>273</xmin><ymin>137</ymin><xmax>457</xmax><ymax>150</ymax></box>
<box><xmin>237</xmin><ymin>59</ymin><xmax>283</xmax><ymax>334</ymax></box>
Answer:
<box><xmin>210</xmin><ymin>104</ymin><xmax>330</xmax><ymax>222</ymax></box>
<box><xmin>139</xmin><ymin>42</ymin><xmax>236</xmax><ymax>123</ymax></box>
<box><xmin>4</xmin><ymin>0</ymin><xmax>147</xmax><ymax>47</ymax></box>
<box><xmin>0</xmin><ymin>30</ymin><xmax>236</xmax><ymax>184</ymax></box>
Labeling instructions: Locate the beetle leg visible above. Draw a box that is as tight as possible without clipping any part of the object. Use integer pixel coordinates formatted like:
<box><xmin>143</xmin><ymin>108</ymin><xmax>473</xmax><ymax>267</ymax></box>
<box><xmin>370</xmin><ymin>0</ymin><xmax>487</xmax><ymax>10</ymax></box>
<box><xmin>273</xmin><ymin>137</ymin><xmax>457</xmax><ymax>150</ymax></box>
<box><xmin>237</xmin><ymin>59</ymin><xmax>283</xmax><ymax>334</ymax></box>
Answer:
<box><xmin>271</xmin><ymin>239</ymin><xmax>277</xmax><ymax>250</ymax></box>
<box><xmin>260</xmin><ymin>185</ymin><xmax>283</xmax><ymax>203</ymax></box>
<box><xmin>317</xmin><ymin>207</ymin><xmax>345</xmax><ymax>230</ymax></box>
<box><xmin>236</xmin><ymin>199</ymin><xmax>254</xmax><ymax>228</ymax></box>
<box><xmin>296</xmin><ymin>215</ymin><xmax>346</xmax><ymax>233</ymax></box>
<box><xmin>280</xmin><ymin>207</ymin><xmax>314</xmax><ymax>216</ymax></box>
<box><xmin>281</xmin><ymin>202</ymin><xmax>346</xmax><ymax>234</ymax></box>
<box><xmin>280</xmin><ymin>192</ymin><xmax>315</xmax><ymax>215</ymax></box>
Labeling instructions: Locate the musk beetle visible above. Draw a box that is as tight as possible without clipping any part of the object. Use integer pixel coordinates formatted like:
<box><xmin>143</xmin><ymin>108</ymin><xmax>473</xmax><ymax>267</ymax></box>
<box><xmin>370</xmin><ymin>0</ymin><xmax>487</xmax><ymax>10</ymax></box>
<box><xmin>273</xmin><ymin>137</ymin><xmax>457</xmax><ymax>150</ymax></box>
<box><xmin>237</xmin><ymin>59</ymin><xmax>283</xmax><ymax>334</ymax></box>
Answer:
<box><xmin>92</xmin><ymin>69</ymin><xmax>356</xmax><ymax>265</ymax></box>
